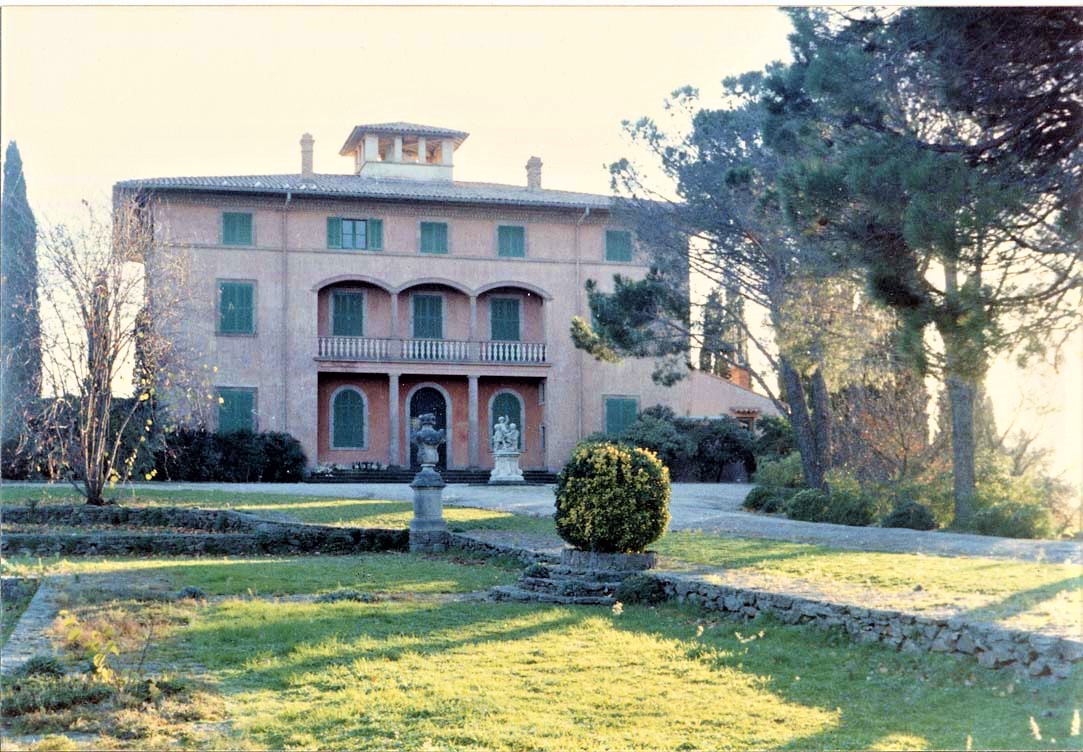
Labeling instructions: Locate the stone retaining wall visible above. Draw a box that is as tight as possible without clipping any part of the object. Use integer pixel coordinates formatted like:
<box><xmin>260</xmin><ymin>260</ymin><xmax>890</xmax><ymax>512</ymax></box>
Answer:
<box><xmin>657</xmin><ymin>573</ymin><xmax>1082</xmax><ymax>679</ymax></box>
<box><xmin>447</xmin><ymin>532</ymin><xmax>559</xmax><ymax>565</ymax></box>
<box><xmin>1</xmin><ymin>505</ymin><xmax>408</xmax><ymax>556</ymax></box>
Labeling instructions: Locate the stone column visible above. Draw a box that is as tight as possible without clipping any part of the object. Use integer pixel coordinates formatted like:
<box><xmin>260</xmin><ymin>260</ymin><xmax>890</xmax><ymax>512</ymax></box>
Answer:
<box><xmin>417</xmin><ymin>136</ymin><xmax>427</xmax><ymax>163</ymax></box>
<box><xmin>468</xmin><ymin>295</ymin><xmax>478</xmax><ymax>341</ymax></box>
<box><xmin>441</xmin><ymin>139</ymin><xmax>454</xmax><ymax>165</ymax></box>
<box><xmin>393</xmin><ymin>136</ymin><xmax>404</xmax><ymax>163</ymax></box>
<box><xmin>541</xmin><ymin>377</ymin><xmax>550</xmax><ymax>470</ymax></box>
<box><xmin>468</xmin><ymin>375</ymin><xmax>480</xmax><ymax>468</ymax></box>
<box><xmin>389</xmin><ymin>372</ymin><xmax>401</xmax><ymax>468</ymax></box>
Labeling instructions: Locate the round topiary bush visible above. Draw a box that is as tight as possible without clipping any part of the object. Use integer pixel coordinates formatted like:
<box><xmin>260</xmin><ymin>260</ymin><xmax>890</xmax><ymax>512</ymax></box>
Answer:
<box><xmin>555</xmin><ymin>442</ymin><xmax>671</xmax><ymax>553</ymax></box>
<box><xmin>785</xmin><ymin>488</ymin><xmax>831</xmax><ymax>522</ymax></box>
<box><xmin>881</xmin><ymin>501</ymin><xmax>938</xmax><ymax>530</ymax></box>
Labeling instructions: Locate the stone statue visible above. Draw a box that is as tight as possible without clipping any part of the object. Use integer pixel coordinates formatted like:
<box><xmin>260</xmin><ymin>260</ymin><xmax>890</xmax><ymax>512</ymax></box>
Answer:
<box><xmin>492</xmin><ymin>415</ymin><xmax>520</xmax><ymax>452</ymax></box>
<box><xmin>489</xmin><ymin>414</ymin><xmax>524</xmax><ymax>484</ymax></box>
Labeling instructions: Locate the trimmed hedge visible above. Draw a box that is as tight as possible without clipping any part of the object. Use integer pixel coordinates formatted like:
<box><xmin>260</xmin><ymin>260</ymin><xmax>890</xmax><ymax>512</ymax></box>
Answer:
<box><xmin>555</xmin><ymin>441</ymin><xmax>671</xmax><ymax>553</ymax></box>
<box><xmin>784</xmin><ymin>489</ymin><xmax>831</xmax><ymax>522</ymax></box>
<box><xmin>155</xmin><ymin>428</ymin><xmax>307</xmax><ymax>482</ymax></box>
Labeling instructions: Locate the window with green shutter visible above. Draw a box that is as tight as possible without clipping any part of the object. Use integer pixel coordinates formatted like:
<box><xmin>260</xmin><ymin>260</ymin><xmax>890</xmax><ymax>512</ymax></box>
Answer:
<box><xmin>420</xmin><ymin>222</ymin><xmax>448</xmax><ymax>254</ymax></box>
<box><xmin>327</xmin><ymin>217</ymin><xmax>383</xmax><ymax>250</ymax></box>
<box><xmin>218</xmin><ymin>388</ymin><xmax>256</xmax><ymax>433</ymax></box>
<box><xmin>604</xmin><ymin>396</ymin><xmax>639</xmax><ymax>436</ymax></box>
<box><xmin>331</xmin><ymin>291</ymin><xmax>364</xmax><ymax>336</ymax></box>
<box><xmin>497</xmin><ymin>225</ymin><xmax>525</xmax><ymax>257</ymax></box>
<box><xmin>412</xmin><ymin>294</ymin><xmax>443</xmax><ymax>339</ymax></box>
<box><xmin>223</xmin><ymin>212</ymin><xmax>253</xmax><ymax>246</ymax></box>
<box><xmin>490</xmin><ymin>298</ymin><xmax>520</xmax><ymax>341</ymax></box>
<box><xmin>605</xmin><ymin>230</ymin><xmax>633</xmax><ymax>262</ymax></box>
<box><xmin>331</xmin><ymin>388</ymin><xmax>366</xmax><ymax>448</ymax></box>
<box><xmin>217</xmin><ymin>281</ymin><xmax>255</xmax><ymax>334</ymax></box>
<box><xmin>366</xmin><ymin>219</ymin><xmax>383</xmax><ymax>250</ymax></box>
<box><xmin>491</xmin><ymin>392</ymin><xmax>523</xmax><ymax>449</ymax></box>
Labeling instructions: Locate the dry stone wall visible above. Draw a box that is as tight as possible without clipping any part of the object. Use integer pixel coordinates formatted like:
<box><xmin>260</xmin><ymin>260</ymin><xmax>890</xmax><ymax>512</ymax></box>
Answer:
<box><xmin>658</xmin><ymin>573</ymin><xmax>1082</xmax><ymax>680</ymax></box>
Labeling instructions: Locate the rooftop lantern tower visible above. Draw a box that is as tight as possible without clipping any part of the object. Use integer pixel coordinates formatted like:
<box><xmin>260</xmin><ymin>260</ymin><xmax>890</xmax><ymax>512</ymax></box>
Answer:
<box><xmin>338</xmin><ymin>122</ymin><xmax>469</xmax><ymax>182</ymax></box>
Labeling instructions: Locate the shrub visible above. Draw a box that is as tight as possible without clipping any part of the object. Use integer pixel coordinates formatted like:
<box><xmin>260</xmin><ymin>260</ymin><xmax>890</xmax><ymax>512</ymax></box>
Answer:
<box><xmin>175</xmin><ymin>586</ymin><xmax>207</xmax><ymax>601</ymax></box>
<box><xmin>522</xmin><ymin>563</ymin><xmax>550</xmax><ymax>579</ymax></box>
<box><xmin>155</xmin><ymin>427</ymin><xmax>307</xmax><ymax>482</ymax></box>
<box><xmin>968</xmin><ymin>502</ymin><xmax>1055</xmax><ymax>540</ymax></box>
<box><xmin>257</xmin><ymin>432</ymin><xmax>307</xmax><ymax>482</ymax></box>
<box><xmin>824</xmin><ymin>493</ymin><xmax>879</xmax><ymax>527</ymax></box>
<box><xmin>752</xmin><ymin>415</ymin><xmax>795</xmax><ymax>463</ymax></box>
<box><xmin>620</xmin><ymin>414</ymin><xmax>695</xmax><ymax>475</ymax></box>
<box><xmin>15</xmin><ymin>655</ymin><xmax>65</xmax><ymax>679</ymax></box>
<box><xmin>615</xmin><ymin>573</ymin><xmax>668</xmax><ymax>605</ymax></box>
<box><xmin>742</xmin><ymin>485</ymin><xmax>778</xmax><ymax>511</ymax></box>
<box><xmin>691</xmin><ymin>416</ymin><xmax>754</xmax><ymax>482</ymax></box>
<box><xmin>760</xmin><ymin>492</ymin><xmax>789</xmax><ymax>514</ymax></box>
<box><xmin>882</xmin><ymin>501</ymin><xmax>938</xmax><ymax>530</ymax></box>
<box><xmin>1</xmin><ymin>675</ymin><xmax>114</xmax><ymax>716</ymax></box>
<box><xmin>555</xmin><ymin>441</ymin><xmax>671</xmax><ymax>553</ymax></box>
<box><xmin>753</xmin><ymin>452</ymin><xmax>805</xmax><ymax>489</ymax></box>
<box><xmin>785</xmin><ymin>489</ymin><xmax>831</xmax><ymax>522</ymax></box>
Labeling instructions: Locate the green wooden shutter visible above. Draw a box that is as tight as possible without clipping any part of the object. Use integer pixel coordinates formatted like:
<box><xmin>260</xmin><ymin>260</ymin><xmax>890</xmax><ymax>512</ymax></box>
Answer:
<box><xmin>605</xmin><ymin>230</ymin><xmax>633</xmax><ymax>262</ymax></box>
<box><xmin>332</xmin><ymin>291</ymin><xmax>364</xmax><ymax>336</ymax></box>
<box><xmin>605</xmin><ymin>397</ymin><xmax>638</xmax><ymax>436</ymax></box>
<box><xmin>218</xmin><ymin>388</ymin><xmax>255</xmax><ymax>433</ymax></box>
<box><xmin>491</xmin><ymin>393</ymin><xmax>523</xmax><ymax>449</ymax></box>
<box><xmin>218</xmin><ymin>281</ymin><xmax>254</xmax><ymax>334</ymax></box>
<box><xmin>498</xmin><ymin>226</ymin><xmax>525</xmax><ymax>257</ymax></box>
<box><xmin>421</xmin><ymin>222</ymin><xmax>448</xmax><ymax>254</ymax></box>
<box><xmin>412</xmin><ymin>295</ymin><xmax>443</xmax><ymax>338</ymax></box>
<box><xmin>332</xmin><ymin>389</ymin><xmax>365</xmax><ymax>448</ymax></box>
<box><xmin>223</xmin><ymin>213</ymin><xmax>252</xmax><ymax>246</ymax></box>
<box><xmin>327</xmin><ymin>217</ymin><xmax>342</xmax><ymax>248</ymax></box>
<box><xmin>367</xmin><ymin>219</ymin><xmax>383</xmax><ymax>250</ymax></box>
<box><xmin>490</xmin><ymin>298</ymin><xmax>520</xmax><ymax>341</ymax></box>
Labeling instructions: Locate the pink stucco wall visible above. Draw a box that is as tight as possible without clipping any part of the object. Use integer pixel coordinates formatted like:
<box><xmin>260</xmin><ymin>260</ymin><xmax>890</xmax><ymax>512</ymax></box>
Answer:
<box><xmin>151</xmin><ymin>193</ymin><xmax>778</xmax><ymax>471</ymax></box>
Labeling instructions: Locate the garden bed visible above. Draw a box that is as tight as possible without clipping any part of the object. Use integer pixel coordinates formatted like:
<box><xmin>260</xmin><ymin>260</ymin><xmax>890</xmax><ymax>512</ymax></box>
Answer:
<box><xmin>0</xmin><ymin>505</ymin><xmax>407</xmax><ymax>557</ymax></box>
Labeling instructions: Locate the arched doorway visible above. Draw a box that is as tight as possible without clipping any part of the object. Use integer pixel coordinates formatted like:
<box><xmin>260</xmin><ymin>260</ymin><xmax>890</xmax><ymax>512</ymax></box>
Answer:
<box><xmin>409</xmin><ymin>386</ymin><xmax>448</xmax><ymax>469</ymax></box>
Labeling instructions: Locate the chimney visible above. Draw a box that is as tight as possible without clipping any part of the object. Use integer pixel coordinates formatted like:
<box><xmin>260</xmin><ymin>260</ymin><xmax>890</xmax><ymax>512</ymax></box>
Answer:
<box><xmin>526</xmin><ymin>156</ymin><xmax>543</xmax><ymax>190</ymax></box>
<box><xmin>300</xmin><ymin>133</ymin><xmax>314</xmax><ymax>178</ymax></box>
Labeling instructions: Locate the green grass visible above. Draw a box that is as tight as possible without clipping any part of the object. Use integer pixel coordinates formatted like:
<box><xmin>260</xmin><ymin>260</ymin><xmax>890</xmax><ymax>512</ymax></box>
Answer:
<box><xmin>0</xmin><ymin>485</ymin><xmax>555</xmax><ymax>534</ymax></box>
<box><xmin>154</xmin><ymin>598</ymin><xmax>1082</xmax><ymax>751</ymax></box>
<box><xmin>0</xmin><ymin>553</ymin><xmax>518</xmax><ymax>597</ymax></box>
<box><xmin>655</xmin><ymin>532</ymin><xmax>1083</xmax><ymax>630</ymax></box>
<box><xmin>4</xmin><ymin>484</ymin><xmax>1078</xmax><ymax>631</ymax></box>
<box><xmin>1</xmin><ymin>581</ymin><xmax>38</xmax><ymax>646</ymax></box>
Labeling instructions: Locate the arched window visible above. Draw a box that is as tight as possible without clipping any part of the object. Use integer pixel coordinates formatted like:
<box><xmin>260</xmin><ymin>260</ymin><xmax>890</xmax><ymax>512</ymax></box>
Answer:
<box><xmin>490</xmin><ymin>391</ymin><xmax>524</xmax><ymax>449</ymax></box>
<box><xmin>331</xmin><ymin>388</ymin><xmax>367</xmax><ymax>449</ymax></box>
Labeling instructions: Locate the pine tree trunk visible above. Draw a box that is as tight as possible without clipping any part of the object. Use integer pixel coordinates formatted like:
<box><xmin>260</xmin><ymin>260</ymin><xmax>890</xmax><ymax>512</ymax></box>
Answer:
<box><xmin>808</xmin><ymin>368</ymin><xmax>833</xmax><ymax>483</ymax></box>
<box><xmin>779</xmin><ymin>355</ymin><xmax>827</xmax><ymax>491</ymax></box>
<box><xmin>945</xmin><ymin>373</ymin><xmax>977</xmax><ymax>526</ymax></box>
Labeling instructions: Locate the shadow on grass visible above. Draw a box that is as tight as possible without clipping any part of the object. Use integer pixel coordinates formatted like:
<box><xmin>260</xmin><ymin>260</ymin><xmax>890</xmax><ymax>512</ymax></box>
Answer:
<box><xmin>158</xmin><ymin>594</ymin><xmax>1080</xmax><ymax>751</ymax></box>
<box><xmin>959</xmin><ymin>574</ymin><xmax>1083</xmax><ymax>626</ymax></box>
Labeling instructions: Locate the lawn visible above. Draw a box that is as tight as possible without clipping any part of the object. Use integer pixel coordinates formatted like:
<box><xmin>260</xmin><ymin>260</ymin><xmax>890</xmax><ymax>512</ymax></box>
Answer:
<box><xmin>9</xmin><ymin>568</ymin><xmax>1081</xmax><ymax>751</ymax></box>
<box><xmin>4</xmin><ymin>484</ymin><xmax>1079</xmax><ymax>633</ymax></box>
<box><xmin>0</xmin><ymin>552</ymin><xmax>518</xmax><ymax>597</ymax></box>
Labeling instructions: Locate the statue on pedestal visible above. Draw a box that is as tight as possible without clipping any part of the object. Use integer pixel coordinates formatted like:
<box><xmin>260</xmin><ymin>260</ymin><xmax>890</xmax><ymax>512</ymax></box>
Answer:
<box><xmin>489</xmin><ymin>414</ymin><xmax>525</xmax><ymax>485</ymax></box>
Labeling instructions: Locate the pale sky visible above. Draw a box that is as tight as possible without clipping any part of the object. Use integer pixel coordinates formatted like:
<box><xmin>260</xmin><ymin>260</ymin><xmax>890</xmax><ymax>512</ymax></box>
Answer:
<box><xmin>2</xmin><ymin>6</ymin><xmax>1080</xmax><ymax>487</ymax></box>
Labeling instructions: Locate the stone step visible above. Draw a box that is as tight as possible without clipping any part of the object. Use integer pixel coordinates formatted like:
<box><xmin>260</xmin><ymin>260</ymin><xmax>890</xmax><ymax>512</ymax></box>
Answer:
<box><xmin>488</xmin><ymin>585</ymin><xmax>615</xmax><ymax>606</ymax></box>
<box><xmin>543</xmin><ymin>565</ymin><xmax>645</xmax><ymax>582</ymax></box>
<box><xmin>518</xmin><ymin>576</ymin><xmax>621</xmax><ymax>596</ymax></box>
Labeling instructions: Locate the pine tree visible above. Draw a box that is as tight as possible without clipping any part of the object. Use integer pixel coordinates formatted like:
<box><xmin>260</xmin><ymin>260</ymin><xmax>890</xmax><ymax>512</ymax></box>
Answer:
<box><xmin>698</xmin><ymin>289</ymin><xmax>731</xmax><ymax>377</ymax></box>
<box><xmin>1</xmin><ymin>142</ymin><xmax>42</xmax><ymax>446</ymax></box>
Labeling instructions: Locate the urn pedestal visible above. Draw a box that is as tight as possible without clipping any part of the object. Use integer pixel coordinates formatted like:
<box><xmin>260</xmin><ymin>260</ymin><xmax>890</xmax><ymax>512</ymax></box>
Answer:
<box><xmin>409</xmin><ymin>413</ymin><xmax>448</xmax><ymax>553</ymax></box>
<box><xmin>488</xmin><ymin>450</ymin><xmax>525</xmax><ymax>485</ymax></box>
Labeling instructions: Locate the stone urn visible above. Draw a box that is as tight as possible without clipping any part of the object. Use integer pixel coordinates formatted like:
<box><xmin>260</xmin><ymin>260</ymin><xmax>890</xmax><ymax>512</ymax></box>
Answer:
<box><xmin>409</xmin><ymin>413</ymin><xmax>447</xmax><ymax>552</ymax></box>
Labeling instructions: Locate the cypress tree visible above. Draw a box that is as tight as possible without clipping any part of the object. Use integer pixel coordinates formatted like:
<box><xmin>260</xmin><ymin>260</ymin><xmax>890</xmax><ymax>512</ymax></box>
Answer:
<box><xmin>1</xmin><ymin>141</ymin><xmax>42</xmax><ymax>445</ymax></box>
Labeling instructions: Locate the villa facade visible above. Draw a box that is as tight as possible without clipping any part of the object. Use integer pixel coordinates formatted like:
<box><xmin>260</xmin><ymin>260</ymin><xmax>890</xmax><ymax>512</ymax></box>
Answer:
<box><xmin>116</xmin><ymin>122</ymin><xmax>777</xmax><ymax>472</ymax></box>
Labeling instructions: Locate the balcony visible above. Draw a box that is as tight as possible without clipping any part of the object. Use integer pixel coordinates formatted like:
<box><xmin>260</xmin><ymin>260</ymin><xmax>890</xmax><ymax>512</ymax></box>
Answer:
<box><xmin>317</xmin><ymin>337</ymin><xmax>548</xmax><ymax>365</ymax></box>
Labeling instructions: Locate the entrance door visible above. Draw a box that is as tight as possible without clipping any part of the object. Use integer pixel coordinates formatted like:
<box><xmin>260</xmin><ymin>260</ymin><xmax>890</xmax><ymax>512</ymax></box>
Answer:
<box><xmin>409</xmin><ymin>386</ymin><xmax>448</xmax><ymax>469</ymax></box>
